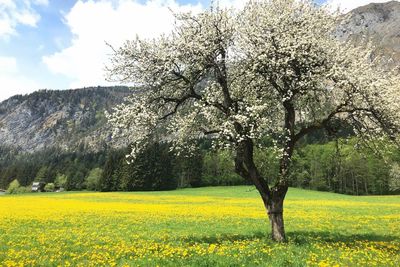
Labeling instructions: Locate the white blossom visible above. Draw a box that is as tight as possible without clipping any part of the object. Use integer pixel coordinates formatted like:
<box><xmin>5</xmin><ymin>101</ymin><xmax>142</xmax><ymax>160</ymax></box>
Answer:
<box><xmin>106</xmin><ymin>0</ymin><xmax>400</xmax><ymax>161</ymax></box>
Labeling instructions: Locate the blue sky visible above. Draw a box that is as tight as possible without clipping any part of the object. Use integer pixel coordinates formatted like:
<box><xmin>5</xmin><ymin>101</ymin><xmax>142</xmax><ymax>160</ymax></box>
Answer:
<box><xmin>0</xmin><ymin>0</ymin><xmax>394</xmax><ymax>101</ymax></box>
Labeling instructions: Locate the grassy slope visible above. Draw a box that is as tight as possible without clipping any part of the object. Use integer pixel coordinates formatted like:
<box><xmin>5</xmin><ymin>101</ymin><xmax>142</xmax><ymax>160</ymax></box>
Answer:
<box><xmin>0</xmin><ymin>186</ymin><xmax>399</xmax><ymax>266</ymax></box>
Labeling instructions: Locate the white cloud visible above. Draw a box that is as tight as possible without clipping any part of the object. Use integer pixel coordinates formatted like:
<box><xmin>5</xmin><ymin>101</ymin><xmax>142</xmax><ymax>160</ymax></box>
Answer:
<box><xmin>15</xmin><ymin>10</ymin><xmax>40</xmax><ymax>27</ymax></box>
<box><xmin>33</xmin><ymin>0</ymin><xmax>49</xmax><ymax>5</ymax></box>
<box><xmin>0</xmin><ymin>56</ymin><xmax>43</xmax><ymax>101</ymax></box>
<box><xmin>325</xmin><ymin>0</ymin><xmax>399</xmax><ymax>13</ymax></box>
<box><xmin>0</xmin><ymin>19</ymin><xmax>14</xmax><ymax>38</ymax></box>
<box><xmin>43</xmin><ymin>0</ymin><xmax>204</xmax><ymax>89</ymax></box>
<box><xmin>0</xmin><ymin>0</ymin><xmax>47</xmax><ymax>39</ymax></box>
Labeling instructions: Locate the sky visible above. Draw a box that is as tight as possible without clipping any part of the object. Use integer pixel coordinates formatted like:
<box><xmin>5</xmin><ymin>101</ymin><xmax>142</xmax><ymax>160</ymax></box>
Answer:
<box><xmin>0</xmin><ymin>0</ymin><xmax>397</xmax><ymax>101</ymax></box>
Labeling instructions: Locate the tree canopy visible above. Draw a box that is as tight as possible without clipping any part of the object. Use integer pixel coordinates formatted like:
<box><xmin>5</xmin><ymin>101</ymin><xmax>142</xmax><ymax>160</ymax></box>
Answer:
<box><xmin>107</xmin><ymin>0</ymin><xmax>400</xmax><ymax>241</ymax></box>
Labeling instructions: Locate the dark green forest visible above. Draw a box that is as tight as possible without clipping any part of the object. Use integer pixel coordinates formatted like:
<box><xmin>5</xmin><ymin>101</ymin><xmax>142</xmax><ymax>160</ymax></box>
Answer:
<box><xmin>1</xmin><ymin>136</ymin><xmax>399</xmax><ymax>195</ymax></box>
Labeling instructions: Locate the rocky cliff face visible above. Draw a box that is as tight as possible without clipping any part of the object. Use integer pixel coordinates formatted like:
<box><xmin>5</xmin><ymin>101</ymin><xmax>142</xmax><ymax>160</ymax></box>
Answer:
<box><xmin>337</xmin><ymin>1</ymin><xmax>400</xmax><ymax>68</ymax></box>
<box><xmin>0</xmin><ymin>87</ymin><xmax>131</xmax><ymax>153</ymax></box>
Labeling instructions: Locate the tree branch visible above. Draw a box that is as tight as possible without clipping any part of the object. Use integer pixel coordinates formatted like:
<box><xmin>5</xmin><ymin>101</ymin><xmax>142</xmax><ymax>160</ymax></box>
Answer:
<box><xmin>293</xmin><ymin>105</ymin><xmax>375</xmax><ymax>143</ymax></box>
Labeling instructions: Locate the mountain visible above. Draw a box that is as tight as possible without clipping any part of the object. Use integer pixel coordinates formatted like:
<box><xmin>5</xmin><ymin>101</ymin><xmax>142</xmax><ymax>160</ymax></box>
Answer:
<box><xmin>337</xmin><ymin>1</ymin><xmax>400</xmax><ymax>68</ymax></box>
<box><xmin>0</xmin><ymin>87</ymin><xmax>132</xmax><ymax>153</ymax></box>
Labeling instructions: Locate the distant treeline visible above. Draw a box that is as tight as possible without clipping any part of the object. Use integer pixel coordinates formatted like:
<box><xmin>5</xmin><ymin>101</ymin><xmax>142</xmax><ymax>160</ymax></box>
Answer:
<box><xmin>0</xmin><ymin>137</ymin><xmax>399</xmax><ymax>195</ymax></box>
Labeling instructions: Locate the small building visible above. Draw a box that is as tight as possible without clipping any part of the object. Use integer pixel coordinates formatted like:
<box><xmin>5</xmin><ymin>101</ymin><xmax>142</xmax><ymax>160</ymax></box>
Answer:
<box><xmin>32</xmin><ymin>182</ymin><xmax>46</xmax><ymax>192</ymax></box>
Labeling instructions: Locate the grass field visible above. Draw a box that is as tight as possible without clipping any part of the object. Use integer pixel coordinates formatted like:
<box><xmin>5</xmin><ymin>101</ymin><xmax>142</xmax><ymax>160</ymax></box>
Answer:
<box><xmin>0</xmin><ymin>186</ymin><xmax>399</xmax><ymax>266</ymax></box>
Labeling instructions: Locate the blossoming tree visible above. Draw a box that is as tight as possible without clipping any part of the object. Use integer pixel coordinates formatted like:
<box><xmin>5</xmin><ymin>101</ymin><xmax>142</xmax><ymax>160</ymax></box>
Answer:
<box><xmin>106</xmin><ymin>0</ymin><xmax>400</xmax><ymax>241</ymax></box>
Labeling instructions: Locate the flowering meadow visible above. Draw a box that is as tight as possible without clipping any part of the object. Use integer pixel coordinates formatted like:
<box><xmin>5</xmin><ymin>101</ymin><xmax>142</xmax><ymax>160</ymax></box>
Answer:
<box><xmin>0</xmin><ymin>186</ymin><xmax>399</xmax><ymax>266</ymax></box>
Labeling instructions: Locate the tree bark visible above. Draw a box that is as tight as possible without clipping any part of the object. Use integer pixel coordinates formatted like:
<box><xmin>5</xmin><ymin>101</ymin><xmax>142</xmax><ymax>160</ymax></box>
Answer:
<box><xmin>364</xmin><ymin>177</ymin><xmax>368</xmax><ymax>195</ymax></box>
<box><xmin>268</xmin><ymin>211</ymin><xmax>285</xmax><ymax>241</ymax></box>
<box><xmin>266</xmin><ymin>189</ymin><xmax>287</xmax><ymax>241</ymax></box>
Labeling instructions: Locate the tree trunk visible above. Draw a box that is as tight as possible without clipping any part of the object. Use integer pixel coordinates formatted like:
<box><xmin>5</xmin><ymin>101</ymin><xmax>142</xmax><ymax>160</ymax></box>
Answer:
<box><xmin>364</xmin><ymin>177</ymin><xmax>368</xmax><ymax>195</ymax></box>
<box><xmin>266</xmin><ymin>193</ymin><xmax>286</xmax><ymax>241</ymax></box>
<box><xmin>355</xmin><ymin>176</ymin><xmax>359</xmax><ymax>196</ymax></box>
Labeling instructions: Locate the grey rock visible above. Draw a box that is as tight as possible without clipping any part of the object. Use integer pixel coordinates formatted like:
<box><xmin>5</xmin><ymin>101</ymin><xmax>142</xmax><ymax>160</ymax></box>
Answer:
<box><xmin>0</xmin><ymin>87</ymin><xmax>132</xmax><ymax>153</ymax></box>
<box><xmin>338</xmin><ymin>1</ymin><xmax>400</xmax><ymax>68</ymax></box>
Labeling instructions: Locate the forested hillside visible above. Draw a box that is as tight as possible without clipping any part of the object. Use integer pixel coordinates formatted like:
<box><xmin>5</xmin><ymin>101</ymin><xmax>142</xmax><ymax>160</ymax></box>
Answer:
<box><xmin>1</xmin><ymin>135</ymin><xmax>399</xmax><ymax>195</ymax></box>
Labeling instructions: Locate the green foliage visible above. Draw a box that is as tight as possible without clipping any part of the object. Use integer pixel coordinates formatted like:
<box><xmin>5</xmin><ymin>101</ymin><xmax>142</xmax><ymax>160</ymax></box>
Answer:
<box><xmin>290</xmin><ymin>139</ymin><xmax>399</xmax><ymax>195</ymax></box>
<box><xmin>0</xmin><ymin>146</ymin><xmax>107</xmax><ymax>191</ymax></box>
<box><xmin>99</xmin><ymin>150</ymin><xmax>124</xmax><ymax>192</ymax></box>
<box><xmin>54</xmin><ymin>174</ymin><xmax>67</xmax><ymax>188</ymax></box>
<box><xmin>389</xmin><ymin>164</ymin><xmax>400</xmax><ymax>192</ymax></box>
<box><xmin>254</xmin><ymin>147</ymin><xmax>280</xmax><ymax>184</ymax></box>
<box><xmin>85</xmin><ymin>168</ymin><xmax>103</xmax><ymax>191</ymax></box>
<box><xmin>6</xmin><ymin>179</ymin><xmax>20</xmax><ymax>194</ymax></box>
<box><xmin>125</xmin><ymin>142</ymin><xmax>178</xmax><ymax>191</ymax></box>
<box><xmin>15</xmin><ymin>186</ymin><xmax>32</xmax><ymax>194</ymax></box>
<box><xmin>100</xmin><ymin>142</ymin><xmax>178</xmax><ymax>192</ymax></box>
<box><xmin>35</xmin><ymin>166</ymin><xmax>49</xmax><ymax>182</ymax></box>
<box><xmin>174</xmin><ymin>148</ymin><xmax>204</xmax><ymax>188</ymax></box>
<box><xmin>5</xmin><ymin>180</ymin><xmax>30</xmax><ymax>194</ymax></box>
<box><xmin>202</xmin><ymin>150</ymin><xmax>245</xmax><ymax>186</ymax></box>
<box><xmin>44</xmin><ymin>183</ymin><xmax>55</xmax><ymax>192</ymax></box>
<box><xmin>66</xmin><ymin>166</ymin><xmax>86</xmax><ymax>191</ymax></box>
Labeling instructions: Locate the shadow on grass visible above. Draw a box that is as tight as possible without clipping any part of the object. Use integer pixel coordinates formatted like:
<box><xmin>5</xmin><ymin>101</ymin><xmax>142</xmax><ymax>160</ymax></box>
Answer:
<box><xmin>287</xmin><ymin>231</ymin><xmax>398</xmax><ymax>245</ymax></box>
<box><xmin>176</xmin><ymin>231</ymin><xmax>397</xmax><ymax>246</ymax></box>
<box><xmin>179</xmin><ymin>231</ymin><xmax>267</xmax><ymax>244</ymax></box>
